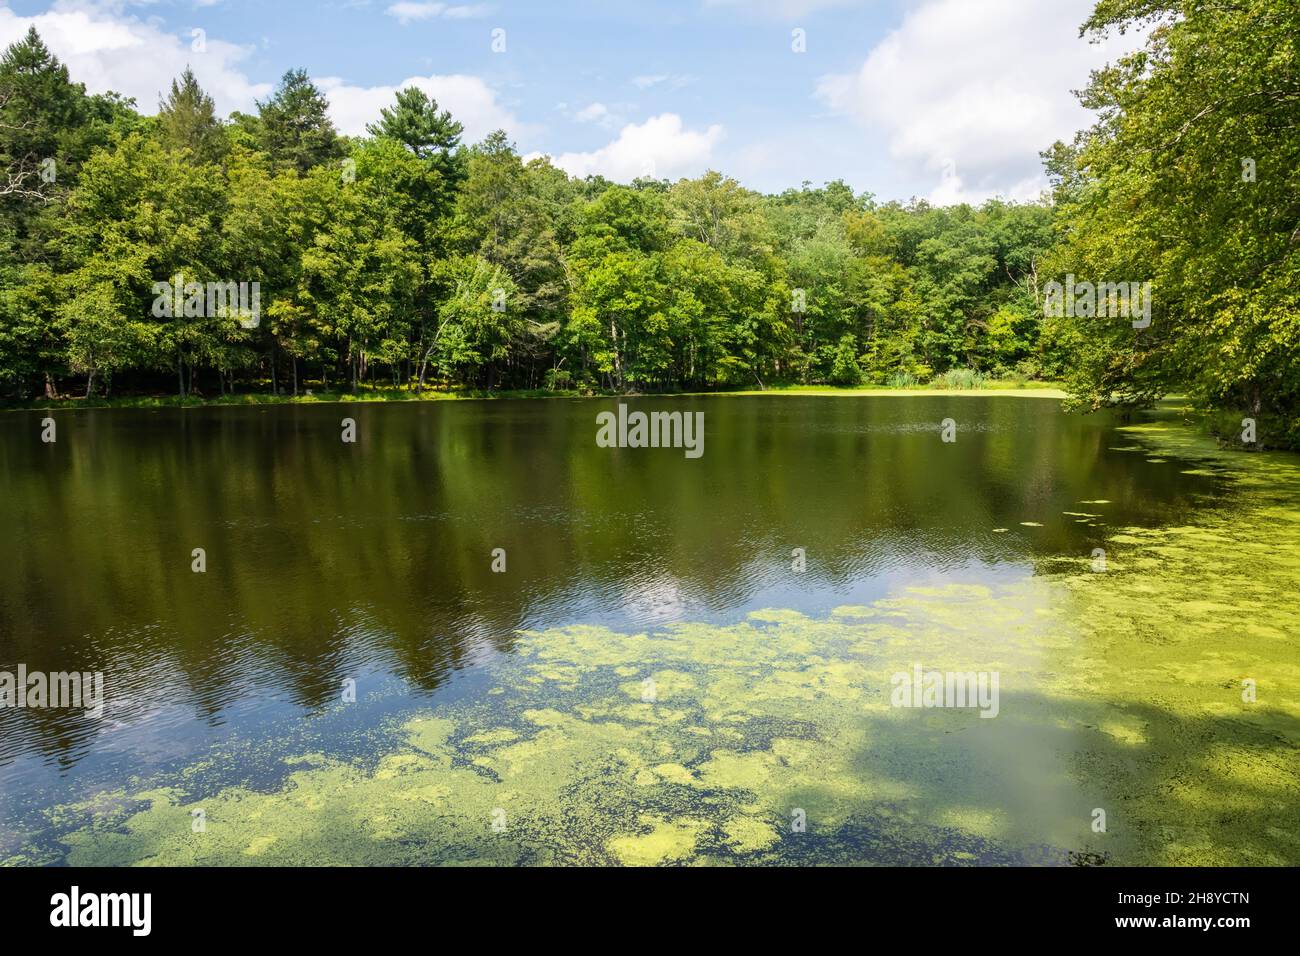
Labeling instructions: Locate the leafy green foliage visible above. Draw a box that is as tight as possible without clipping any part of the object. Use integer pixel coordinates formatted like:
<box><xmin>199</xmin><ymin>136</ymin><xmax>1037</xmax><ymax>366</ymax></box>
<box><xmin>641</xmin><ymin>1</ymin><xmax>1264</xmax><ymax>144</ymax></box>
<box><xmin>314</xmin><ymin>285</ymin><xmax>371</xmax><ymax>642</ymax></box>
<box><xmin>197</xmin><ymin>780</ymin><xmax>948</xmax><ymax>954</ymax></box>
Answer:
<box><xmin>1045</xmin><ymin>0</ymin><xmax>1300</xmax><ymax>435</ymax></box>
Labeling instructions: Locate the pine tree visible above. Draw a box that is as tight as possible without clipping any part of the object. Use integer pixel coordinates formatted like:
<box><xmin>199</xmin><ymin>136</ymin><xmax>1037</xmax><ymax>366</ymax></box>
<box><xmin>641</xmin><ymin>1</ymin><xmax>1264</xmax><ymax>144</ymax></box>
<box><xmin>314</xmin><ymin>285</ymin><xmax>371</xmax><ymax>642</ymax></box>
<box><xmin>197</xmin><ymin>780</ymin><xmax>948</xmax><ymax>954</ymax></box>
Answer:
<box><xmin>366</xmin><ymin>86</ymin><xmax>463</xmax><ymax>182</ymax></box>
<box><xmin>157</xmin><ymin>68</ymin><xmax>226</xmax><ymax>164</ymax></box>
<box><xmin>0</xmin><ymin>27</ymin><xmax>86</xmax><ymax>198</ymax></box>
<box><xmin>256</xmin><ymin>69</ymin><xmax>342</xmax><ymax>174</ymax></box>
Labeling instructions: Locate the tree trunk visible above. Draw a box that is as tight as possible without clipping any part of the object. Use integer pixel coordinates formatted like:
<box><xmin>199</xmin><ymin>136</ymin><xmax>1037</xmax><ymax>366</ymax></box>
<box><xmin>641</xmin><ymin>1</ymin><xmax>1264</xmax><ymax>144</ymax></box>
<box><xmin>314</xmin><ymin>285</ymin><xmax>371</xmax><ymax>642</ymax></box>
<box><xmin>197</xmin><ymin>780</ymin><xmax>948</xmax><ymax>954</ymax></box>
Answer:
<box><xmin>416</xmin><ymin>358</ymin><xmax>427</xmax><ymax>393</ymax></box>
<box><xmin>85</xmin><ymin>369</ymin><xmax>95</xmax><ymax>399</ymax></box>
<box><xmin>609</xmin><ymin>318</ymin><xmax>623</xmax><ymax>390</ymax></box>
<box><xmin>44</xmin><ymin>372</ymin><xmax>59</xmax><ymax>399</ymax></box>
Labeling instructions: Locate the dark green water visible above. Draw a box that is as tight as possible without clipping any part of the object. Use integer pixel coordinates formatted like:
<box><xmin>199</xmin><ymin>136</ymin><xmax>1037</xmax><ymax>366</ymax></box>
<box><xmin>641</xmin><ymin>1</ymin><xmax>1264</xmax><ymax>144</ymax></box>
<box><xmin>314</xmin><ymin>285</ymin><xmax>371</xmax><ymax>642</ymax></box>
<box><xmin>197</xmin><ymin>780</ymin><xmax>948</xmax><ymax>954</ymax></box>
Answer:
<box><xmin>2</xmin><ymin>396</ymin><xmax>1296</xmax><ymax>865</ymax></box>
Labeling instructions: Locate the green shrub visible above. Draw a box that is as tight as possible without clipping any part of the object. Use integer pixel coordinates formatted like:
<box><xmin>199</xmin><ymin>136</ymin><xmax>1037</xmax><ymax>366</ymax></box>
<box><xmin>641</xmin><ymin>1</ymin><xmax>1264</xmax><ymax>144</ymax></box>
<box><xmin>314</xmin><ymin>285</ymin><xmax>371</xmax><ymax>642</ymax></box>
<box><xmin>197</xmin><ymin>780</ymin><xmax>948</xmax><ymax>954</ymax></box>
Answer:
<box><xmin>544</xmin><ymin>368</ymin><xmax>573</xmax><ymax>391</ymax></box>
<box><xmin>830</xmin><ymin>335</ymin><xmax>864</xmax><ymax>387</ymax></box>
<box><xmin>931</xmin><ymin>368</ymin><xmax>986</xmax><ymax>390</ymax></box>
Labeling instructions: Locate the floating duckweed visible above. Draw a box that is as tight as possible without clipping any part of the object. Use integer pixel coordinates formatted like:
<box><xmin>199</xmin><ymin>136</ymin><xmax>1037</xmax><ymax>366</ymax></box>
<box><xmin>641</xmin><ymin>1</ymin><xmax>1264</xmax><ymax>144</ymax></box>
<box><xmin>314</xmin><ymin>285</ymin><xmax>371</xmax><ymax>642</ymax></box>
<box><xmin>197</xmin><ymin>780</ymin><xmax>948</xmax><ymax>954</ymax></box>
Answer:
<box><xmin>38</xmin><ymin>417</ymin><xmax>1300</xmax><ymax>867</ymax></box>
<box><xmin>606</xmin><ymin>816</ymin><xmax>707</xmax><ymax>866</ymax></box>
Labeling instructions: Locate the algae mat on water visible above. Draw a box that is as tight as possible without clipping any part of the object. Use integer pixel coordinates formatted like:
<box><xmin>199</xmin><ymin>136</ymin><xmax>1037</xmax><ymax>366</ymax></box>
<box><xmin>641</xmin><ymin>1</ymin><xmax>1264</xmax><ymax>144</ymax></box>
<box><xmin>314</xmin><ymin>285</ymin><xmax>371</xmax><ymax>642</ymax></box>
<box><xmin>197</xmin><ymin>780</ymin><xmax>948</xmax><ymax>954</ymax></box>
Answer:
<box><xmin>44</xmin><ymin>420</ymin><xmax>1300</xmax><ymax>866</ymax></box>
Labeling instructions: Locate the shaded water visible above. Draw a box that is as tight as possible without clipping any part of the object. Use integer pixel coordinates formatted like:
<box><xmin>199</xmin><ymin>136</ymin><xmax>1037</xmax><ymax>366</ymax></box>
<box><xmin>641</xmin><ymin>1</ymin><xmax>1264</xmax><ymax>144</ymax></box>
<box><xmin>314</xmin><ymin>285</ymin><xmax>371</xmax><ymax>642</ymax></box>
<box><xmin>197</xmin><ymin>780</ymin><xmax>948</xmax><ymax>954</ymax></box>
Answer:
<box><xmin>1</xmin><ymin>396</ymin><xmax>1297</xmax><ymax>865</ymax></box>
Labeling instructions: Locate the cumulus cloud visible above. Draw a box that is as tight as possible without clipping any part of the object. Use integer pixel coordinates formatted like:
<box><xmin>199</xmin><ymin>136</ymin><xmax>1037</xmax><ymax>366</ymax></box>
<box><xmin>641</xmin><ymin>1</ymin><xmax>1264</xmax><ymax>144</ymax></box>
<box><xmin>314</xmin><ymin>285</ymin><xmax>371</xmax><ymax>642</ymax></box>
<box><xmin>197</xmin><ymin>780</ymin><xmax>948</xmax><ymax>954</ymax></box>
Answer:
<box><xmin>0</xmin><ymin>2</ymin><xmax>525</xmax><ymax>148</ymax></box>
<box><xmin>817</xmin><ymin>0</ymin><xmax>1141</xmax><ymax>204</ymax></box>
<box><xmin>532</xmin><ymin>113</ymin><xmax>724</xmax><ymax>182</ymax></box>
<box><xmin>384</xmin><ymin>3</ymin><xmax>491</xmax><ymax>25</ymax></box>
<box><xmin>319</xmin><ymin>73</ymin><xmax>527</xmax><ymax>144</ymax></box>
<box><xmin>0</xmin><ymin>0</ymin><xmax>271</xmax><ymax>115</ymax></box>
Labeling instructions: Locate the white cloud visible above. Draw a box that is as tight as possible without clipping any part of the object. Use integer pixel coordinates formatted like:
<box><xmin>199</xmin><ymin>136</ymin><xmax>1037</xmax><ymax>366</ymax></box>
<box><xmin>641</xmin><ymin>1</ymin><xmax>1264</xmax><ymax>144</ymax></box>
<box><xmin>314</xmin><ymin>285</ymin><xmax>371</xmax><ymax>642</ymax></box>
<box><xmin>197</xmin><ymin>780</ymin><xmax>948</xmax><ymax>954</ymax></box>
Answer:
<box><xmin>318</xmin><ymin>73</ymin><xmax>527</xmax><ymax>144</ymax></box>
<box><xmin>557</xmin><ymin>100</ymin><xmax>625</xmax><ymax>131</ymax></box>
<box><xmin>702</xmin><ymin>0</ymin><xmax>863</xmax><ymax>17</ymax></box>
<box><xmin>0</xmin><ymin>0</ymin><xmax>271</xmax><ymax>116</ymax></box>
<box><xmin>533</xmin><ymin>113</ymin><xmax>724</xmax><ymax>182</ymax></box>
<box><xmin>631</xmin><ymin>73</ymin><xmax>693</xmax><ymax>91</ymax></box>
<box><xmin>817</xmin><ymin>0</ymin><xmax>1142</xmax><ymax>204</ymax></box>
<box><xmin>384</xmin><ymin>3</ymin><xmax>491</xmax><ymax>25</ymax></box>
<box><xmin>574</xmin><ymin>102</ymin><xmax>609</xmax><ymax>123</ymax></box>
<box><xmin>0</xmin><ymin>2</ymin><xmax>526</xmax><ymax>148</ymax></box>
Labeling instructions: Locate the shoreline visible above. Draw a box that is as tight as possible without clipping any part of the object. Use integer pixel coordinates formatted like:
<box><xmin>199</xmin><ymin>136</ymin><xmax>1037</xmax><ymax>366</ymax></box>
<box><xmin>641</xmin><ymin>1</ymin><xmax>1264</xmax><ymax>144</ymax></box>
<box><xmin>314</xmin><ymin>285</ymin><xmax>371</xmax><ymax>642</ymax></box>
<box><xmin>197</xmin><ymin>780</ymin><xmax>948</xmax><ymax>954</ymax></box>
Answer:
<box><xmin>1</xmin><ymin>381</ymin><xmax>1070</xmax><ymax>411</ymax></box>
<box><xmin>8</xmin><ymin>386</ymin><xmax>1290</xmax><ymax>452</ymax></box>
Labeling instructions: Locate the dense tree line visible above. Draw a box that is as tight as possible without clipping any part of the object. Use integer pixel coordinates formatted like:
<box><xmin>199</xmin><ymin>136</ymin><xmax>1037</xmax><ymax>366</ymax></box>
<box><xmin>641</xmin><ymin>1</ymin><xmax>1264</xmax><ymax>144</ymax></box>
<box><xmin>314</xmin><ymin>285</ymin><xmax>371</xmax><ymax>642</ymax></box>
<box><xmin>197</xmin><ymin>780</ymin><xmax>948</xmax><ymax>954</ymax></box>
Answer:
<box><xmin>2</xmin><ymin>0</ymin><xmax>1296</xmax><ymax>450</ymax></box>
<box><xmin>0</xmin><ymin>26</ymin><xmax>1055</xmax><ymax>401</ymax></box>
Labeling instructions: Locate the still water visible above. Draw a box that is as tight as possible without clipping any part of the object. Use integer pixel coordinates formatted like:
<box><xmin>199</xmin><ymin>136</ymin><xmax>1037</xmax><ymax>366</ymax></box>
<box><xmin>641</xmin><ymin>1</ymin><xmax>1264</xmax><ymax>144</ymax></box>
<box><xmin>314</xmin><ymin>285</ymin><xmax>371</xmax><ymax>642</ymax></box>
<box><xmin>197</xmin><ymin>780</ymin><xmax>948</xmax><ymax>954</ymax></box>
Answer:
<box><xmin>2</xmin><ymin>396</ymin><xmax>1297</xmax><ymax>865</ymax></box>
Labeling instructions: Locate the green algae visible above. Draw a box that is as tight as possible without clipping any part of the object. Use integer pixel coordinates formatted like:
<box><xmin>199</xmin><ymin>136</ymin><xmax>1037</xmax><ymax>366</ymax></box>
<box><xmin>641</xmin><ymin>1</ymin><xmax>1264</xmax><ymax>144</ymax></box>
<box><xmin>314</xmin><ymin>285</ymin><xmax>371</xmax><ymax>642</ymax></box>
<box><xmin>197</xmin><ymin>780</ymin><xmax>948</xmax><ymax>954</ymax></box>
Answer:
<box><xmin>607</xmin><ymin>817</ymin><xmax>708</xmax><ymax>866</ymax></box>
<box><xmin>35</xmin><ymin>416</ymin><xmax>1300</xmax><ymax>867</ymax></box>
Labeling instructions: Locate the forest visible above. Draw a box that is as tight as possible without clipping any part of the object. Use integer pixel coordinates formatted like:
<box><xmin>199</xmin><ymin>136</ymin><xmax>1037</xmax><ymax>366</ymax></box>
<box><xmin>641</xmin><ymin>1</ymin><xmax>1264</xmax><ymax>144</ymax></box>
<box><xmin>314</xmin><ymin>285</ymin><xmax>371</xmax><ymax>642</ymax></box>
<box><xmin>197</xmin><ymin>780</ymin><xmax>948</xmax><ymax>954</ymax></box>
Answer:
<box><xmin>0</xmin><ymin>0</ymin><xmax>1296</xmax><ymax>445</ymax></box>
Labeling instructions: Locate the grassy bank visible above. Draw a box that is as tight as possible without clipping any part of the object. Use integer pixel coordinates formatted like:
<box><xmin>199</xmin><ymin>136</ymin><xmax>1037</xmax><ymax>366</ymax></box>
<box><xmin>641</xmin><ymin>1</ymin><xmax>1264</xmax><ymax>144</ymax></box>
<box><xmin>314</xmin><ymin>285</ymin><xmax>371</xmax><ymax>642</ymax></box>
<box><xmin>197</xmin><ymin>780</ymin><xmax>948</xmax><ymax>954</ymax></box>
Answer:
<box><xmin>11</xmin><ymin>384</ymin><xmax>1292</xmax><ymax>451</ymax></box>
<box><xmin>2</xmin><ymin>378</ymin><xmax>1068</xmax><ymax>411</ymax></box>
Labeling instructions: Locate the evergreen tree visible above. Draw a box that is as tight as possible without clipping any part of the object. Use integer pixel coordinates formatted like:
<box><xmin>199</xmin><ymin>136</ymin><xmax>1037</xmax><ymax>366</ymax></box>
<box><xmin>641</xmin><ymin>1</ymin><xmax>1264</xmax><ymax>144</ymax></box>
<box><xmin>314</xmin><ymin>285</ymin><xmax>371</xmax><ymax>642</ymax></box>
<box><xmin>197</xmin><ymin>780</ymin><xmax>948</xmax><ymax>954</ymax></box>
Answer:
<box><xmin>256</xmin><ymin>69</ymin><xmax>342</xmax><ymax>174</ymax></box>
<box><xmin>157</xmin><ymin>68</ymin><xmax>227</xmax><ymax>164</ymax></box>
<box><xmin>367</xmin><ymin>86</ymin><xmax>464</xmax><ymax>183</ymax></box>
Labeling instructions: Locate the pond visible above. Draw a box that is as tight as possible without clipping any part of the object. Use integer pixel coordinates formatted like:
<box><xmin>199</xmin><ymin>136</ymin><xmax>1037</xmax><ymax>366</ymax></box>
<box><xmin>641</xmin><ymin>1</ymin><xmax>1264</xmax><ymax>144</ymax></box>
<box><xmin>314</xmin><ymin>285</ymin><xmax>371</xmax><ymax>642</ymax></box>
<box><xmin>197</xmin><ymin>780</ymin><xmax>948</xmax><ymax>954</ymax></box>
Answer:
<box><xmin>1</xmin><ymin>395</ymin><xmax>1297</xmax><ymax>865</ymax></box>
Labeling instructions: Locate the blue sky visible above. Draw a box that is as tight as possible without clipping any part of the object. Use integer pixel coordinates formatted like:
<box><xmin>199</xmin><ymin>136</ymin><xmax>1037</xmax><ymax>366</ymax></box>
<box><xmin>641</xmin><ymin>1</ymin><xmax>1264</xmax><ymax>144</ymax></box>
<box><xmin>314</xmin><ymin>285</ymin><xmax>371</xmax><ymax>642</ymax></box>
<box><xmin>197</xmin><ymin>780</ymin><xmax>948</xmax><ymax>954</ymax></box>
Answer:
<box><xmin>0</xmin><ymin>0</ymin><xmax>1135</xmax><ymax>202</ymax></box>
